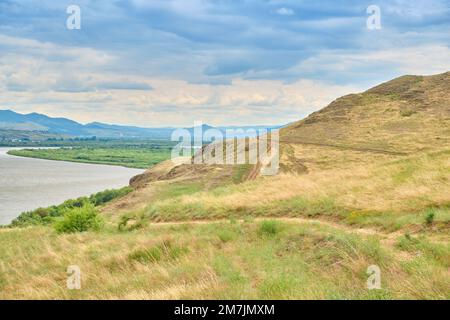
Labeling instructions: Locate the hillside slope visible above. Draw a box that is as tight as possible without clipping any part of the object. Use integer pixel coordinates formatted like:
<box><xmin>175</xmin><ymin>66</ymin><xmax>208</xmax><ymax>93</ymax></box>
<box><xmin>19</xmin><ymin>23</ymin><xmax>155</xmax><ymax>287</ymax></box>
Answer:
<box><xmin>279</xmin><ymin>72</ymin><xmax>450</xmax><ymax>172</ymax></box>
<box><xmin>107</xmin><ymin>72</ymin><xmax>450</xmax><ymax>217</ymax></box>
<box><xmin>282</xmin><ymin>73</ymin><xmax>450</xmax><ymax>153</ymax></box>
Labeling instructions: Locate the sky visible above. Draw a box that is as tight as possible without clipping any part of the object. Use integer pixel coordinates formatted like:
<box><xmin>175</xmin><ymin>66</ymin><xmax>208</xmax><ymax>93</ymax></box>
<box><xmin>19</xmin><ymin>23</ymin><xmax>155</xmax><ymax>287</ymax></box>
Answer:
<box><xmin>0</xmin><ymin>0</ymin><xmax>449</xmax><ymax>127</ymax></box>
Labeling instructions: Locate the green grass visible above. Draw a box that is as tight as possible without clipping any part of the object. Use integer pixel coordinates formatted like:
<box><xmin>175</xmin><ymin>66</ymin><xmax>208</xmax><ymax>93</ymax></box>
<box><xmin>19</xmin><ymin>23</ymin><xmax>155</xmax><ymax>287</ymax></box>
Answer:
<box><xmin>128</xmin><ymin>240</ymin><xmax>189</xmax><ymax>264</ymax></box>
<box><xmin>156</xmin><ymin>182</ymin><xmax>203</xmax><ymax>200</ymax></box>
<box><xmin>396</xmin><ymin>234</ymin><xmax>450</xmax><ymax>267</ymax></box>
<box><xmin>8</xmin><ymin>146</ymin><xmax>172</xmax><ymax>169</ymax></box>
<box><xmin>232</xmin><ymin>164</ymin><xmax>253</xmax><ymax>183</ymax></box>
<box><xmin>141</xmin><ymin>190</ymin><xmax>450</xmax><ymax>232</ymax></box>
<box><xmin>217</xmin><ymin>229</ymin><xmax>238</xmax><ymax>243</ymax></box>
<box><xmin>0</xmin><ymin>217</ymin><xmax>448</xmax><ymax>299</ymax></box>
<box><xmin>258</xmin><ymin>220</ymin><xmax>283</xmax><ymax>237</ymax></box>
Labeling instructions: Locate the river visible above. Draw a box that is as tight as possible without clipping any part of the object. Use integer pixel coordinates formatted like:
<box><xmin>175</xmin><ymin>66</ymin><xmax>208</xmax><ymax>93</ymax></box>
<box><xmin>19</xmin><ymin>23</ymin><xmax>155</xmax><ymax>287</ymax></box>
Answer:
<box><xmin>0</xmin><ymin>148</ymin><xmax>143</xmax><ymax>225</ymax></box>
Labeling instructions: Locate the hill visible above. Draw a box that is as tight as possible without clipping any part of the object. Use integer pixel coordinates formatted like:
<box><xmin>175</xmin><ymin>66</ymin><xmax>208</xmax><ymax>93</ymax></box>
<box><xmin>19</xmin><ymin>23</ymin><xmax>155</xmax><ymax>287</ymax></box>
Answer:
<box><xmin>282</xmin><ymin>73</ymin><xmax>450</xmax><ymax>152</ymax></box>
<box><xmin>103</xmin><ymin>72</ymin><xmax>450</xmax><ymax>215</ymax></box>
<box><xmin>279</xmin><ymin>72</ymin><xmax>450</xmax><ymax>172</ymax></box>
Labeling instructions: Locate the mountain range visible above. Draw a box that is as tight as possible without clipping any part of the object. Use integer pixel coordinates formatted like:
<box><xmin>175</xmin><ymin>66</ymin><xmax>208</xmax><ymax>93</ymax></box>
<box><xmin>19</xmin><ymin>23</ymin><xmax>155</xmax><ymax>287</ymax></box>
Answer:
<box><xmin>0</xmin><ymin>109</ymin><xmax>281</xmax><ymax>140</ymax></box>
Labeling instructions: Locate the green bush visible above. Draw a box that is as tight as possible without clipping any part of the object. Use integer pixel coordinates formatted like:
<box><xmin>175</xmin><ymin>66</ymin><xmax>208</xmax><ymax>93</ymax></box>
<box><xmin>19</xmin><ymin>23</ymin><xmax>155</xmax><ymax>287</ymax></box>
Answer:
<box><xmin>217</xmin><ymin>229</ymin><xmax>237</xmax><ymax>243</ymax></box>
<box><xmin>118</xmin><ymin>213</ymin><xmax>146</xmax><ymax>231</ymax></box>
<box><xmin>425</xmin><ymin>209</ymin><xmax>436</xmax><ymax>225</ymax></box>
<box><xmin>11</xmin><ymin>187</ymin><xmax>132</xmax><ymax>227</ymax></box>
<box><xmin>54</xmin><ymin>203</ymin><xmax>104</xmax><ymax>233</ymax></box>
<box><xmin>258</xmin><ymin>220</ymin><xmax>282</xmax><ymax>237</ymax></box>
<box><xmin>89</xmin><ymin>187</ymin><xmax>133</xmax><ymax>206</ymax></box>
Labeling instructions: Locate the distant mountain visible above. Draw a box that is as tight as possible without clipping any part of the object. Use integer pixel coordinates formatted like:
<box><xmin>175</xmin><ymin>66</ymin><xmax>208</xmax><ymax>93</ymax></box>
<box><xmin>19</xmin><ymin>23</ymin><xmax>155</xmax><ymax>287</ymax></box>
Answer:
<box><xmin>0</xmin><ymin>110</ymin><xmax>85</xmax><ymax>136</ymax></box>
<box><xmin>0</xmin><ymin>109</ymin><xmax>282</xmax><ymax>140</ymax></box>
<box><xmin>83</xmin><ymin>122</ymin><xmax>174</xmax><ymax>139</ymax></box>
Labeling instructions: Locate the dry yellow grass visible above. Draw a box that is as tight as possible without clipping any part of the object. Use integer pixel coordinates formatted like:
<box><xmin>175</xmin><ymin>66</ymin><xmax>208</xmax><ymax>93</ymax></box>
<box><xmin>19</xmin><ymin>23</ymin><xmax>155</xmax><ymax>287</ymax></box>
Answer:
<box><xmin>281</xmin><ymin>72</ymin><xmax>450</xmax><ymax>155</ymax></box>
<box><xmin>144</xmin><ymin>149</ymin><xmax>449</xmax><ymax>218</ymax></box>
<box><xmin>1</xmin><ymin>219</ymin><xmax>448</xmax><ymax>300</ymax></box>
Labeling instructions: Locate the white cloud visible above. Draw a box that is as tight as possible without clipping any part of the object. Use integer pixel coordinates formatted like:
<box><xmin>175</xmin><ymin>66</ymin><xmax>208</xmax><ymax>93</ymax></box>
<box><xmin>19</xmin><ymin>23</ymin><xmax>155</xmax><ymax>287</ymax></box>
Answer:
<box><xmin>276</xmin><ymin>7</ymin><xmax>295</xmax><ymax>16</ymax></box>
<box><xmin>383</xmin><ymin>0</ymin><xmax>450</xmax><ymax>19</ymax></box>
<box><xmin>130</xmin><ymin>0</ymin><xmax>210</xmax><ymax>16</ymax></box>
<box><xmin>291</xmin><ymin>44</ymin><xmax>450</xmax><ymax>77</ymax></box>
<box><xmin>2</xmin><ymin>33</ymin><xmax>449</xmax><ymax>128</ymax></box>
<box><xmin>0</xmin><ymin>34</ymin><xmax>114</xmax><ymax>67</ymax></box>
<box><xmin>0</xmin><ymin>75</ymin><xmax>359</xmax><ymax>126</ymax></box>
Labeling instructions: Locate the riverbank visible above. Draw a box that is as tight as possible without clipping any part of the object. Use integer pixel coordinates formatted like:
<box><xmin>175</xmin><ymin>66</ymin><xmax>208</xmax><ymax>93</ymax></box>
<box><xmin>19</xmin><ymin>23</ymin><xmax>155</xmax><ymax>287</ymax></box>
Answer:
<box><xmin>8</xmin><ymin>146</ymin><xmax>171</xmax><ymax>169</ymax></box>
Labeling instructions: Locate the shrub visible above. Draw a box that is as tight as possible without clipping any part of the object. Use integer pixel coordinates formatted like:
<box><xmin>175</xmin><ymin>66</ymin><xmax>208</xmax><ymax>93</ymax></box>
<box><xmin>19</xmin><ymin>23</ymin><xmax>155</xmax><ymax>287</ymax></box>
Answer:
<box><xmin>9</xmin><ymin>209</ymin><xmax>52</xmax><ymax>227</ymax></box>
<box><xmin>11</xmin><ymin>187</ymin><xmax>132</xmax><ymax>227</ymax></box>
<box><xmin>54</xmin><ymin>203</ymin><xmax>104</xmax><ymax>233</ymax></box>
<box><xmin>89</xmin><ymin>187</ymin><xmax>132</xmax><ymax>206</ymax></box>
<box><xmin>118</xmin><ymin>213</ymin><xmax>146</xmax><ymax>231</ymax></box>
<box><xmin>425</xmin><ymin>209</ymin><xmax>436</xmax><ymax>226</ymax></box>
<box><xmin>217</xmin><ymin>229</ymin><xmax>236</xmax><ymax>243</ymax></box>
<box><xmin>258</xmin><ymin>220</ymin><xmax>282</xmax><ymax>237</ymax></box>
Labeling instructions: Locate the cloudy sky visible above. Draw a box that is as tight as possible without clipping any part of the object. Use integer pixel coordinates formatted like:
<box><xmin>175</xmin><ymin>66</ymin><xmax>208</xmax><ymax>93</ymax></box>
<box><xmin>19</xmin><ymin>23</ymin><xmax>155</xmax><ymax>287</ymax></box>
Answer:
<box><xmin>1</xmin><ymin>0</ymin><xmax>449</xmax><ymax>127</ymax></box>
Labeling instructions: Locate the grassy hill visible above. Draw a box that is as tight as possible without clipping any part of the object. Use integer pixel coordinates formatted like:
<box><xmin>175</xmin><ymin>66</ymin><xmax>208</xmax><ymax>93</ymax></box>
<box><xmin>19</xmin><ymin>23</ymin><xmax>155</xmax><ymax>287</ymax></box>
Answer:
<box><xmin>1</xmin><ymin>72</ymin><xmax>449</xmax><ymax>299</ymax></box>
<box><xmin>279</xmin><ymin>72</ymin><xmax>450</xmax><ymax>173</ymax></box>
<box><xmin>282</xmin><ymin>73</ymin><xmax>450</xmax><ymax>153</ymax></box>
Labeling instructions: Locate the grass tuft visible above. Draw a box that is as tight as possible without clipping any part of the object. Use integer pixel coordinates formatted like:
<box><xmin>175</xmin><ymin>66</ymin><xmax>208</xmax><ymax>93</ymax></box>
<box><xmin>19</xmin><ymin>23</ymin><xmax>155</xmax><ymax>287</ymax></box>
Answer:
<box><xmin>128</xmin><ymin>240</ymin><xmax>189</xmax><ymax>264</ymax></box>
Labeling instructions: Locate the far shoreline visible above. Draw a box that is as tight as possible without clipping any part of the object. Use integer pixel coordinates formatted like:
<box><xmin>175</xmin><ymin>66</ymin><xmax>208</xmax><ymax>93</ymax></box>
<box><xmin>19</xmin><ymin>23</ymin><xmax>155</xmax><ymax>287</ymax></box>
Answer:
<box><xmin>5</xmin><ymin>145</ymin><xmax>170</xmax><ymax>170</ymax></box>
<box><xmin>6</xmin><ymin>148</ymin><xmax>145</xmax><ymax>170</ymax></box>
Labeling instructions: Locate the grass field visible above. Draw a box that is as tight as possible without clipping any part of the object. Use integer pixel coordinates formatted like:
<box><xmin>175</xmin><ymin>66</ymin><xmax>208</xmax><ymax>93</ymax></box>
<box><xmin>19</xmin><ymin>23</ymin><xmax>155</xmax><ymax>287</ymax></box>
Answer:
<box><xmin>8</xmin><ymin>147</ymin><xmax>172</xmax><ymax>169</ymax></box>
<box><xmin>1</xmin><ymin>218</ymin><xmax>448</xmax><ymax>299</ymax></box>
<box><xmin>113</xmin><ymin>149</ymin><xmax>450</xmax><ymax>230</ymax></box>
<box><xmin>2</xmin><ymin>147</ymin><xmax>447</xmax><ymax>299</ymax></box>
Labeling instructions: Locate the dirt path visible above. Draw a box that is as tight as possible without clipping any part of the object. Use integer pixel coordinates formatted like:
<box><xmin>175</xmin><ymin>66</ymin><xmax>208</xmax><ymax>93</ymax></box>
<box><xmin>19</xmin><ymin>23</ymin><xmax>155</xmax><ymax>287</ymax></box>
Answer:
<box><xmin>149</xmin><ymin>216</ymin><xmax>414</xmax><ymax>260</ymax></box>
<box><xmin>280</xmin><ymin>139</ymin><xmax>409</xmax><ymax>155</ymax></box>
<box><xmin>150</xmin><ymin>216</ymin><xmax>399</xmax><ymax>240</ymax></box>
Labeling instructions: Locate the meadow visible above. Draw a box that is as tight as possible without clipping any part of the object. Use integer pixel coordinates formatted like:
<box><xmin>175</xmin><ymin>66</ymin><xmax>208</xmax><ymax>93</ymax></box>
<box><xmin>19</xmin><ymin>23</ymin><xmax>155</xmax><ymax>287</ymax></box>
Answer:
<box><xmin>1</xmin><ymin>148</ymin><xmax>448</xmax><ymax>299</ymax></box>
<box><xmin>8</xmin><ymin>145</ymin><xmax>172</xmax><ymax>169</ymax></box>
<box><xmin>1</xmin><ymin>217</ymin><xmax>448</xmax><ymax>299</ymax></box>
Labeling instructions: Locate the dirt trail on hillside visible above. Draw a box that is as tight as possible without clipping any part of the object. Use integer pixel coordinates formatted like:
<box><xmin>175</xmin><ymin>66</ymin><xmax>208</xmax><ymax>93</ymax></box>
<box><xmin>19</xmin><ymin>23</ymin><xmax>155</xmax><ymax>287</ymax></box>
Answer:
<box><xmin>148</xmin><ymin>216</ymin><xmax>417</xmax><ymax>261</ymax></box>
<box><xmin>149</xmin><ymin>216</ymin><xmax>401</xmax><ymax>243</ymax></box>
<box><xmin>280</xmin><ymin>139</ymin><xmax>409</xmax><ymax>156</ymax></box>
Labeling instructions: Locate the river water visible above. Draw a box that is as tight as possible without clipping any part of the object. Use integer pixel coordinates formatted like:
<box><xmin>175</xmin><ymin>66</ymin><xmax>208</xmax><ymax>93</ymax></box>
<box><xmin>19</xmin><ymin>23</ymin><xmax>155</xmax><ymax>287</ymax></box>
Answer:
<box><xmin>0</xmin><ymin>147</ymin><xmax>143</xmax><ymax>225</ymax></box>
